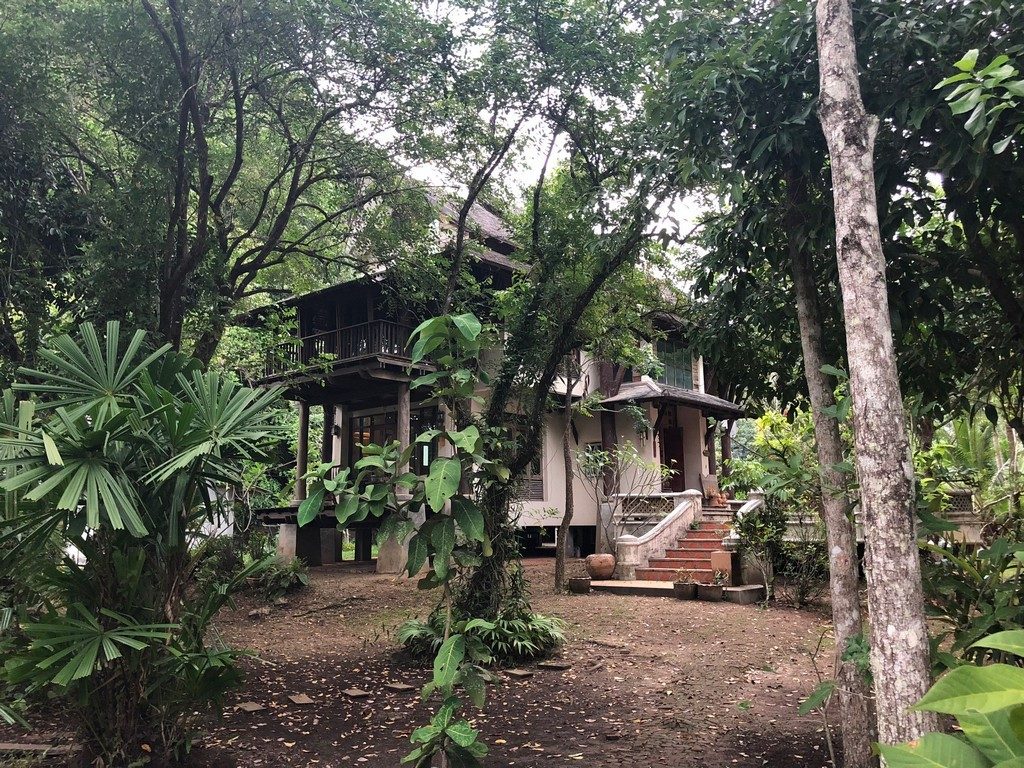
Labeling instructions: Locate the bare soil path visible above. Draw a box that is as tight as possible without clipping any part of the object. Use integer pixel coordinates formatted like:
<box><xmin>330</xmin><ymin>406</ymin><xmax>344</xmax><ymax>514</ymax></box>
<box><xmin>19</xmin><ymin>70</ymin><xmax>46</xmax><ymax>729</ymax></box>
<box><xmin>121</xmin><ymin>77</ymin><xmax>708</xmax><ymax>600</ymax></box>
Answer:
<box><xmin>2</xmin><ymin>559</ymin><xmax>838</xmax><ymax>767</ymax></box>
<box><xmin>197</xmin><ymin>558</ymin><xmax>836</xmax><ymax>767</ymax></box>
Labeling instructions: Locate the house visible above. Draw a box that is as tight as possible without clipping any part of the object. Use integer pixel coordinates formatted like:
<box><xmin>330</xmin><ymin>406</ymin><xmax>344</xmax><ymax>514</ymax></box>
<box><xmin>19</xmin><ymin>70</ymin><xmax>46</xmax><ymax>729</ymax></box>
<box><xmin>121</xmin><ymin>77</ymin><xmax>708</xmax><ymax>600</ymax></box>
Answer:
<box><xmin>253</xmin><ymin>202</ymin><xmax>746</xmax><ymax>582</ymax></box>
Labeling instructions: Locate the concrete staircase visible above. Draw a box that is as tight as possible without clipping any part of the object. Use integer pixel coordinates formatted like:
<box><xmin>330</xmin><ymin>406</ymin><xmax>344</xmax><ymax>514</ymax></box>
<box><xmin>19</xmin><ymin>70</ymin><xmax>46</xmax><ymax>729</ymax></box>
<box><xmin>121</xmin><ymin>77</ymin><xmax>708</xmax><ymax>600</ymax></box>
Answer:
<box><xmin>634</xmin><ymin>506</ymin><xmax>733</xmax><ymax>582</ymax></box>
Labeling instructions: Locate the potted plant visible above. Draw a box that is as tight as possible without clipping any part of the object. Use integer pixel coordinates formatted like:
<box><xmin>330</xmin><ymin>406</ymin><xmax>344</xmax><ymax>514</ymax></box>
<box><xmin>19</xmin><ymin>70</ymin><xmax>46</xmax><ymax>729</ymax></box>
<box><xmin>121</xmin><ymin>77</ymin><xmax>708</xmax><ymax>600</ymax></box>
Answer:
<box><xmin>672</xmin><ymin>569</ymin><xmax>697</xmax><ymax>599</ymax></box>
<box><xmin>697</xmin><ymin>570</ymin><xmax>729</xmax><ymax>601</ymax></box>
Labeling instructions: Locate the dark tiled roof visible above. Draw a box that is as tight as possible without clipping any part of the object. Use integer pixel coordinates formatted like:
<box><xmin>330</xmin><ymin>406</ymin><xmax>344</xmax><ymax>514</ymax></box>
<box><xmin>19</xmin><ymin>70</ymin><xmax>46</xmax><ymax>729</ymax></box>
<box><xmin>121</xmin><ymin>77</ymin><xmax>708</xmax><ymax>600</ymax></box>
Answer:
<box><xmin>601</xmin><ymin>380</ymin><xmax>744</xmax><ymax>419</ymax></box>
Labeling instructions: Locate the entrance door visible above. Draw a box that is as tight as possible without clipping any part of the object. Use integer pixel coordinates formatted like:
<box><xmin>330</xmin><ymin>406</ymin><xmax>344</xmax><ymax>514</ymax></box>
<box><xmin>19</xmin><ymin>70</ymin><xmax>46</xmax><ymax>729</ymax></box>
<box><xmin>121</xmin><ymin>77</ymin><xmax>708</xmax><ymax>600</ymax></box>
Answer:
<box><xmin>661</xmin><ymin>427</ymin><xmax>686</xmax><ymax>492</ymax></box>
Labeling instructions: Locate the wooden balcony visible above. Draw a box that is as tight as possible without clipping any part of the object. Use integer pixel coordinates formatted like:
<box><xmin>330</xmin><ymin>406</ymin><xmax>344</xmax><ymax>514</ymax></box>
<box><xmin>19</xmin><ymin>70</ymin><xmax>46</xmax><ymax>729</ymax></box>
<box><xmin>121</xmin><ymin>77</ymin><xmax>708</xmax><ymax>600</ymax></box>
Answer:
<box><xmin>264</xmin><ymin>320</ymin><xmax>414</xmax><ymax>379</ymax></box>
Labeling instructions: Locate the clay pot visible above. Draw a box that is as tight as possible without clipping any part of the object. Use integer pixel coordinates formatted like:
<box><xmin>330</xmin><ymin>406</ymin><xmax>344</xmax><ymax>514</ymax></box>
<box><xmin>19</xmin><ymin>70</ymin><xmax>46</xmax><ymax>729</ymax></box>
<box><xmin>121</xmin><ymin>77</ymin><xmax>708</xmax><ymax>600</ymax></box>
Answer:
<box><xmin>584</xmin><ymin>553</ymin><xmax>616</xmax><ymax>579</ymax></box>
<box><xmin>567</xmin><ymin>577</ymin><xmax>592</xmax><ymax>595</ymax></box>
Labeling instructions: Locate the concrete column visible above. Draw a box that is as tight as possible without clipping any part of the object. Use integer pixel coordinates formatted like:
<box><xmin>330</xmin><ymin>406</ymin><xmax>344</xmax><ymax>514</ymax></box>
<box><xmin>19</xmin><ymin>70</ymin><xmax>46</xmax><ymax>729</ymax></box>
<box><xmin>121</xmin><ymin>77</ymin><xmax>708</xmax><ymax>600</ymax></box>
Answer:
<box><xmin>320</xmin><ymin>528</ymin><xmax>339</xmax><ymax>564</ymax></box>
<box><xmin>294</xmin><ymin>400</ymin><xmax>310</xmax><ymax>502</ymax></box>
<box><xmin>277</xmin><ymin>523</ymin><xmax>297</xmax><ymax>560</ymax></box>
<box><xmin>377</xmin><ymin>383</ymin><xmax>411</xmax><ymax>575</ymax></box>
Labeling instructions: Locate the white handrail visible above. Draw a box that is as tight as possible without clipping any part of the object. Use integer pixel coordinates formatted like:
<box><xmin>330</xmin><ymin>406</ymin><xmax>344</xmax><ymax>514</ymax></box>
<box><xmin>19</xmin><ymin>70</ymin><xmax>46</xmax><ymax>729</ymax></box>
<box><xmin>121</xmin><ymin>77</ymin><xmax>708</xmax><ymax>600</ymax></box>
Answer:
<box><xmin>723</xmin><ymin>489</ymin><xmax>765</xmax><ymax>551</ymax></box>
<box><xmin>615</xmin><ymin>490</ymin><xmax>704</xmax><ymax>580</ymax></box>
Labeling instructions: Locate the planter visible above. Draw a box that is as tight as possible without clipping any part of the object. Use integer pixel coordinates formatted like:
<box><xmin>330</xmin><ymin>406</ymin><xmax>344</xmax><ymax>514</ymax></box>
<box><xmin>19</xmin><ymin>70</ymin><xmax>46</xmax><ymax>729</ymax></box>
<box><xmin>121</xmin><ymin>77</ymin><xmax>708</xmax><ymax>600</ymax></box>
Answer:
<box><xmin>696</xmin><ymin>583</ymin><xmax>724</xmax><ymax>602</ymax></box>
<box><xmin>672</xmin><ymin>582</ymin><xmax>697</xmax><ymax>600</ymax></box>
<box><xmin>584</xmin><ymin>553</ymin><xmax>616</xmax><ymax>579</ymax></box>
<box><xmin>567</xmin><ymin>577</ymin><xmax>592</xmax><ymax>595</ymax></box>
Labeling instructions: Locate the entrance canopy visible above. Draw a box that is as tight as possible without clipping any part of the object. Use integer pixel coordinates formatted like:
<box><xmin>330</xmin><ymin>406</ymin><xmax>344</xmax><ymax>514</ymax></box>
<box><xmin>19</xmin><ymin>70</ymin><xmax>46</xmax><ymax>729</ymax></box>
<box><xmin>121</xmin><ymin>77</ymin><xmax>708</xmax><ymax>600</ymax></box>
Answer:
<box><xmin>600</xmin><ymin>380</ymin><xmax>744</xmax><ymax>420</ymax></box>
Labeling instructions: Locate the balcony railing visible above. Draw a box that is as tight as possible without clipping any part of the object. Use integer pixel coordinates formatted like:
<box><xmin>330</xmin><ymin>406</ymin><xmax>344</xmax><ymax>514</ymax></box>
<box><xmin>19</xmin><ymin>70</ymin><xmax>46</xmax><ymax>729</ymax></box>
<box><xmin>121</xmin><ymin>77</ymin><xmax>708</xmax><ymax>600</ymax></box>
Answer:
<box><xmin>264</xmin><ymin>320</ymin><xmax>413</xmax><ymax>378</ymax></box>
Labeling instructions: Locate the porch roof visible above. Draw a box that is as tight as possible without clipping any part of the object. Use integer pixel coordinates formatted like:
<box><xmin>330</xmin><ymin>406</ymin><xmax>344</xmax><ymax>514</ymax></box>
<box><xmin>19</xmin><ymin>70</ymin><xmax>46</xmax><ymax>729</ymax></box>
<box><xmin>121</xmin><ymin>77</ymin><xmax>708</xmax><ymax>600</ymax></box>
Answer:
<box><xmin>601</xmin><ymin>380</ymin><xmax>745</xmax><ymax>420</ymax></box>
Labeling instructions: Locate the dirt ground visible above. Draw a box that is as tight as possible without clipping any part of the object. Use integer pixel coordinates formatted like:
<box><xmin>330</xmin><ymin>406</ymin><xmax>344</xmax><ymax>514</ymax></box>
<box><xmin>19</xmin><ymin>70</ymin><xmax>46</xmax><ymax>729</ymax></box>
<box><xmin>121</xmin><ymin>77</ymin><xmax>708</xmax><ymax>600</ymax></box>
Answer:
<box><xmin>4</xmin><ymin>559</ymin><xmax>840</xmax><ymax>767</ymax></box>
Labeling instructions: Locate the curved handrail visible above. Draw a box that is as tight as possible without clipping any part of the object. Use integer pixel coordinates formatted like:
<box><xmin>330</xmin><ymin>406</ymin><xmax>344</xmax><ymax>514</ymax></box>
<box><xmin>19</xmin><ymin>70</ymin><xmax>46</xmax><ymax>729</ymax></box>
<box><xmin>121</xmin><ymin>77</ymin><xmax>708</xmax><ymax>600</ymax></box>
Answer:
<box><xmin>723</xmin><ymin>490</ymin><xmax>765</xmax><ymax>551</ymax></box>
<box><xmin>615</xmin><ymin>490</ymin><xmax>703</xmax><ymax>580</ymax></box>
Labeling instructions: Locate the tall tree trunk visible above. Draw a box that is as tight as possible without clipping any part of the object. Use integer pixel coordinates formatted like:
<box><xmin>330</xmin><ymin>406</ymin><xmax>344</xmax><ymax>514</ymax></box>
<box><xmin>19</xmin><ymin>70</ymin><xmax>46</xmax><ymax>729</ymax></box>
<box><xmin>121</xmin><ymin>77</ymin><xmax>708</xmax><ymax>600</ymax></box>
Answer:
<box><xmin>789</xmin><ymin>234</ymin><xmax>876</xmax><ymax>767</ymax></box>
<box><xmin>554</xmin><ymin>360</ymin><xmax>576</xmax><ymax>589</ymax></box>
<box><xmin>815</xmin><ymin>0</ymin><xmax>937</xmax><ymax>745</ymax></box>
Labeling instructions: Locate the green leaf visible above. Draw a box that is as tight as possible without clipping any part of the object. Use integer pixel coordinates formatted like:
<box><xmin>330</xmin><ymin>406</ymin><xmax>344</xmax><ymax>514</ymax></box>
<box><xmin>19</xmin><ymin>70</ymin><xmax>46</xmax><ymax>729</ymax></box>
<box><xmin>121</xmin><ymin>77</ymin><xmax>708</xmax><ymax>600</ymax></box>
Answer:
<box><xmin>431</xmin><ymin>517</ymin><xmax>456</xmax><ymax>579</ymax></box>
<box><xmin>798</xmin><ymin>680</ymin><xmax>835</xmax><ymax>715</ymax></box>
<box><xmin>446</xmin><ymin>720</ymin><xmax>479</xmax><ymax>748</ymax></box>
<box><xmin>975</xmin><ymin>631</ymin><xmax>1024</xmax><ymax>659</ymax></box>
<box><xmin>878</xmin><ymin>733</ymin><xmax>988</xmax><ymax>768</ymax></box>
<box><xmin>447</xmin><ymin>425</ymin><xmax>481</xmax><ymax>453</ymax></box>
<box><xmin>451</xmin><ymin>313</ymin><xmax>482</xmax><ymax>341</ymax></box>
<box><xmin>955</xmin><ymin>49</ymin><xmax>981</xmax><ymax>73</ymax></box>
<box><xmin>297</xmin><ymin>488</ymin><xmax>325</xmax><ymax>527</ymax></box>
<box><xmin>958</xmin><ymin>706</ymin><xmax>1024</xmax><ymax>763</ymax></box>
<box><xmin>915</xmin><ymin>664</ymin><xmax>1024</xmax><ymax>716</ymax></box>
<box><xmin>335</xmin><ymin>494</ymin><xmax>360</xmax><ymax>526</ymax></box>
<box><xmin>406</xmin><ymin>534</ymin><xmax>429</xmax><ymax>577</ymax></box>
<box><xmin>433</xmin><ymin>634</ymin><xmax>465</xmax><ymax>689</ymax></box>
<box><xmin>452</xmin><ymin>498</ymin><xmax>486</xmax><ymax>542</ymax></box>
<box><xmin>425</xmin><ymin>457</ymin><xmax>461</xmax><ymax>512</ymax></box>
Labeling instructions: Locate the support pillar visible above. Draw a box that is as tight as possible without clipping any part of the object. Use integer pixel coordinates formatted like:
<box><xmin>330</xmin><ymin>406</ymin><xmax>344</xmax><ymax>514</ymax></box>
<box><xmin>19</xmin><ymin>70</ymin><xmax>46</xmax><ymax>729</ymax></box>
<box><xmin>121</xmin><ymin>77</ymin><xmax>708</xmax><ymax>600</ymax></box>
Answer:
<box><xmin>355</xmin><ymin>528</ymin><xmax>374</xmax><ymax>561</ymax></box>
<box><xmin>276</xmin><ymin>522</ymin><xmax>322</xmax><ymax>565</ymax></box>
<box><xmin>705</xmin><ymin>421</ymin><xmax>718</xmax><ymax>477</ymax></box>
<box><xmin>294</xmin><ymin>400</ymin><xmax>310</xmax><ymax>502</ymax></box>
<box><xmin>377</xmin><ymin>382</ymin><xmax>412</xmax><ymax>574</ymax></box>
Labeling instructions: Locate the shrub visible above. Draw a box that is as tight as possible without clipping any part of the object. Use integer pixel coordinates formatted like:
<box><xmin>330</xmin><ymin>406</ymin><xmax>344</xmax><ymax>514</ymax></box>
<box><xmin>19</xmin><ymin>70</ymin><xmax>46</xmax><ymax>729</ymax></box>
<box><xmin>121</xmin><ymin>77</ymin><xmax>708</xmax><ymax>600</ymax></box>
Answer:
<box><xmin>922</xmin><ymin>537</ymin><xmax>1024</xmax><ymax>669</ymax></box>
<box><xmin>399</xmin><ymin>610</ymin><xmax>565</xmax><ymax>664</ymax></box>
<box><xmin>775</xmin><ymin>540</ymin><xmax>829</xmax><ymax>607</ymax></box>
<box><xmin>0</xmin><ymin>322</ymin><xmax>283</xmax><ymax>766</ymax></box>
<box><xmin>879</xmin><ymin>629</ymin><xmax>1024</xmax><ymax>766</ymax></box>
<box><xmin>734</xmin><ymin>497</ymin><xmax>788</xmax><ymax>598</ymax></box>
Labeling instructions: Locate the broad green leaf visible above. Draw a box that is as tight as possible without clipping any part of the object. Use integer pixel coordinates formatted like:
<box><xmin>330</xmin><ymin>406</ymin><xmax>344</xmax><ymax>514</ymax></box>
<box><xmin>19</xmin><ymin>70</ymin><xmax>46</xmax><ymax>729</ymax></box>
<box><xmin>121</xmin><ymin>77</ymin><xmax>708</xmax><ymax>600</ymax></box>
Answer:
<box><xmin>878</xmin><ymin>733</ymin><xmax>988</xmax><ymax>768</ymax></box>
<box><xmin>915</xmin><ymin>664</ymin><xmax>1024</xmax><ymax>716</ymax></box>
<box><xmin>446</xmin><ymin>720</ymin><xmax>479</xmax><ymax>748</ymax></box>
<box><xmin>452</xmin><ymin>498</ymin><xmax>485</xmax><ymax>542</ymax></box>
<box><xmin>433</xmin><ymin>634</ymin><xmax>465</xmax><ymax>689</ymax></box>
<box><xmin>451</xmin><ymin>313</ymin><xmax>482</xmax><ymax>341</ymax></box>
<box><xmin>447</xmin><ymin>425</ymin><xmax>480</xmax><ymax>453</ymax></box>
<box><xmin>406</xmin><ymin>534</ymin><xmax>428</xmax><ymax>577</ymax></box>
<box><xmin>335</xmin><ymin>494</ymin><xmax>360</xmax><ymax>526</ymax></box>
<box><xmin>431</xmin><ymin>517</ymin><xmax>456</xmax><ymax>579</ymax></box>
<box><xmin>425</xmin><ymin>457</ymin><xmax>461</xmax><ymax>512</ymax></box>
<box><xmin>297</xmin><ymin>488</ymin><xmax>325</xmax><ymax>527</ymax></box>
<box><xmin>958</xmin><ymin>706</ymin><xmax>1024</xmax><ymax>763</ymax></box>
<box><xmin>955</xmin><ymin>49</ymin><xmax>981</xmax><ymax>73</ymax></box>
<box><xmin>975</xmin><ymin>631</ymin><xmax>1024</xmax><ymax>659</ymax></box>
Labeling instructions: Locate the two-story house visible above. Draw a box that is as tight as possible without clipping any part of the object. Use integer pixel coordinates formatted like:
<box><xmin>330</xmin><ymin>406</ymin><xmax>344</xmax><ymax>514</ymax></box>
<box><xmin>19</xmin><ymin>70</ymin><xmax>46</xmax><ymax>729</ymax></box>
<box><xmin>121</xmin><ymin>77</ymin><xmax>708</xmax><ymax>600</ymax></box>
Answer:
<box><xmin>254</xmin><ymin>202</ymin><xmax>744</xmax><ymax>579</ymax></box>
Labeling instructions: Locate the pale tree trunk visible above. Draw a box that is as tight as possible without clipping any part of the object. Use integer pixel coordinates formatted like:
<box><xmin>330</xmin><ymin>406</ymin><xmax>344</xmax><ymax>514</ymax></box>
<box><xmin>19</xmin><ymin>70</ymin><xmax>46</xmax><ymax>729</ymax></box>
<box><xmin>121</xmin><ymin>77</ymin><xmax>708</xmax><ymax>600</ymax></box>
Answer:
<box><xmin>815</xmin><ymin>0</ymin><xmax>937</xmax><ymax>746</ymax></box>
<box><xmin>789</xmin><ymin>234</ymin><xmax>876</xmax><ymax>767</ymax></box>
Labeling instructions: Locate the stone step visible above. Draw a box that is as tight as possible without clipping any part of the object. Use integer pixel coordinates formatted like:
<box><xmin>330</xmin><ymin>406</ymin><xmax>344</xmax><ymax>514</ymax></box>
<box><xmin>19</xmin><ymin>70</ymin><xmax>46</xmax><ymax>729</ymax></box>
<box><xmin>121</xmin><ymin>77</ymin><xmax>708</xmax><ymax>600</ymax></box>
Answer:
<box><xmin>671</xmin><ymin>540</ymin><xmax>721</xmax><ymax>552</ymax></box>
<box><xmin>666</xmin><ymin>543</ymin><xmax>720</xmax><ymax>556</ymax></box>
<box><xmin>648</xmin><ymin>556</ymin><xmax>713</xmax><ymax>570</ymax></box>
<box><xmin>590</xmin><ymin>581</ymin><xmax>766</xmax><ymax>603</ymax></box>
<box><xmin>636</xmin><ymin>567</ymin><xmax>714</xmax><ymax>582</ymax></box>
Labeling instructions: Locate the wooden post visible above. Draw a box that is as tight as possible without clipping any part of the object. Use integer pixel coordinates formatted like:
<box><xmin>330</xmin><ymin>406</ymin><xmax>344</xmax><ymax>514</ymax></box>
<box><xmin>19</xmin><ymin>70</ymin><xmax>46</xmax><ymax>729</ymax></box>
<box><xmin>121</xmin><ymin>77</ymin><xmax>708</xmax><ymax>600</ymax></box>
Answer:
<box><xmin>321</xmin><ymin>403</ymin><xmax>335</xmax><ymax>463</ymax></box>
<box><xmin>397</xmin><ymin>382</ymin><xmax>411</xmax><ymax>465</ymax></box>
<box><xmin>720</xmin><ymin>420</ymin><xmax>733</xmax><ymax>477</ymax></box>
<box><xmin>294</xmin><ymin>400</ymin><xmax>309</xmax><ymax>502</ymax></box>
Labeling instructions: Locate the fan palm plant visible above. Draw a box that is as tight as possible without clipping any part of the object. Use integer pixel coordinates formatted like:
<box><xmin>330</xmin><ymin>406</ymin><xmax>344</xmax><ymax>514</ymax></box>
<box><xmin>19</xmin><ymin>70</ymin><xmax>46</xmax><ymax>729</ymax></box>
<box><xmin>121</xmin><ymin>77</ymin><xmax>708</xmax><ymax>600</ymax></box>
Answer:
<box><xmin>0</xmin><ymin>321</ymin><xmax>283</xmax><ymax>765</ymax></box>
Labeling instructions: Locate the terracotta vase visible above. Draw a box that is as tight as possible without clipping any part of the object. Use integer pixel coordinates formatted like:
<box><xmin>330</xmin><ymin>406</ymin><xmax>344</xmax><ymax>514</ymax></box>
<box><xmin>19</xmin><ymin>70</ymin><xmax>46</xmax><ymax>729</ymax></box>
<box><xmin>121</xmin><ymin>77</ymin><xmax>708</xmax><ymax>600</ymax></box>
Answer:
<box><xmin>584</xmin><ymin>553</ymin><xmax>616</xmax><ymax>579</ymax></box>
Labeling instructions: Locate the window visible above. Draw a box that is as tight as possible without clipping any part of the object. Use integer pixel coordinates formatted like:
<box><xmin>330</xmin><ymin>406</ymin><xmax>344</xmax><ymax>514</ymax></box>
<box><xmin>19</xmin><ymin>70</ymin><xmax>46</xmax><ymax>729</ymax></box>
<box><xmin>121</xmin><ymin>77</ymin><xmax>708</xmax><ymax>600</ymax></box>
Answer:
<box><xmin>656</xmin><ymin>339</ymin><xmax>693</xmax><ymax>389</ymax></box>
<box><xmin>347</xmin><ymin>406</ymin><xmax>440</xmax><ymax>475</ymax></box>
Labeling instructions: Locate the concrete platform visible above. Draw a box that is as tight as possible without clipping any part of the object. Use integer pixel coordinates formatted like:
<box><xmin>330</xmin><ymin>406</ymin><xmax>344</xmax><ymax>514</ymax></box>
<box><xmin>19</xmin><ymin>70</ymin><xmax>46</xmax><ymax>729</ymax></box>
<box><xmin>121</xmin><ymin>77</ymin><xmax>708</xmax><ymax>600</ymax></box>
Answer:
<box><xmin>591</xmin><ymin>580</ymin><xmax>766</xmax><ymax>603</ymax></box>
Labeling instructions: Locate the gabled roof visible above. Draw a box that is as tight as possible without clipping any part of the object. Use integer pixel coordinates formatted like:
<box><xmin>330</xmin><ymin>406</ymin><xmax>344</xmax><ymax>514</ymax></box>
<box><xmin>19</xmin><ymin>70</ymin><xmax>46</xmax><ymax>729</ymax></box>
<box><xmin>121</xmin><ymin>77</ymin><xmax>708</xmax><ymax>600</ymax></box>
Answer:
<box><xmin>601</xmin><ymin>380</ymin><xmax>744</xmax><ymax>419</ymax></box>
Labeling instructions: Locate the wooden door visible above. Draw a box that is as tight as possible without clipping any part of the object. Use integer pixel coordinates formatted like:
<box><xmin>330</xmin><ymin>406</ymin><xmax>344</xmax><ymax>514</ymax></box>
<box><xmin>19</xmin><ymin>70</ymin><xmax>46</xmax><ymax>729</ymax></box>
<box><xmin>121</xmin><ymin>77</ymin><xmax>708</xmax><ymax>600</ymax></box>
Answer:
<box><xmin>661</xmin><ymin>427</ymin><xmax>686</xmax><ymax>492</ymax></box>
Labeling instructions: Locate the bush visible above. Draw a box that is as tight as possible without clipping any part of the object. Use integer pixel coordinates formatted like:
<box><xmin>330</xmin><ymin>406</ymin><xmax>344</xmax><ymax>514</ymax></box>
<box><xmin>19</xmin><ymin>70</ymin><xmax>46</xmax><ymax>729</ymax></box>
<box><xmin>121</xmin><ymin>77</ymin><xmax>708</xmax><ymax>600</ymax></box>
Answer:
<box><xmin>922</xmin><ymin>537</ymin><xmax>1024</xmax><ymax>670</ymax></box>
<box><xmin>195</xmin><ymin>529</ymin><xmax>310</xmax><ymax>601</ymax></box>
<box><xmin>775</xmin><ymin>540</ymin><xmax>829</xmax><ymax>607</ymax></box>
<box><xmin>0</xmin><ymin>322</ymin><xmax>283</xmax><ymax>766</ymax></box>
<box><xmin>734</xmin><ymin>497</ymin><xmax>788</xmax><ymax>599</ymax></box>
<box><xmin>399</xmin><ymin>610</ymin><xmax>565</xmax><ymax>664</ymax></box>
